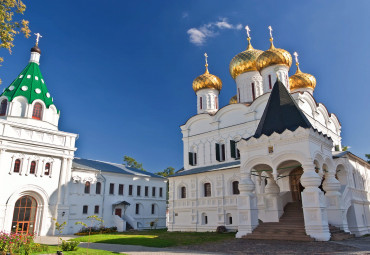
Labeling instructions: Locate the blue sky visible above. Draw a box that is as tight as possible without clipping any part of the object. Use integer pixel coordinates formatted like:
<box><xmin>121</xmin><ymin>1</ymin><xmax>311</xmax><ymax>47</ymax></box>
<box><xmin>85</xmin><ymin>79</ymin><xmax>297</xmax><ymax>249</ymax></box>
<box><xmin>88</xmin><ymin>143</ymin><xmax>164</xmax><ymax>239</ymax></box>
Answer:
<box><xmin>1</xmin><ymin>0</ymin><xmax>369</xmax><ymax>172</ymax></box>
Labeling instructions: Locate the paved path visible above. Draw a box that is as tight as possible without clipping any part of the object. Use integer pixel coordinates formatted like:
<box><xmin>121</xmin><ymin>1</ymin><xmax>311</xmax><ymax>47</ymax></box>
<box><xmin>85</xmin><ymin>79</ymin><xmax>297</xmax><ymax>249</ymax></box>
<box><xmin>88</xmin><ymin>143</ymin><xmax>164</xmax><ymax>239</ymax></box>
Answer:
<box><xmin>34</xmin><ymin>235</ymin><xmax>75</xmax><ymax>245</ymax></box>
<box><xmin>79</xmin><ymin>243</ymin><xmax>225</xmax><ymax>255</ymax></box>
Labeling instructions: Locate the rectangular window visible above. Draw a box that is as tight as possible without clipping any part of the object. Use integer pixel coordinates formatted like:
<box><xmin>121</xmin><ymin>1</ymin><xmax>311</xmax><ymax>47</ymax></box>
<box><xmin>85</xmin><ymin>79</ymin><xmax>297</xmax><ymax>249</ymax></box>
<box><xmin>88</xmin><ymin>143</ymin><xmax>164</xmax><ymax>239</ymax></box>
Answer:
<box><xmin>151</xmin><ymin>204</ymin><xmax>155</xmax><ymax>214</ymax></box>
<box><xmin>230</xmin><ymin>140</ymin><xmax>240</xmax><ymax>159</ymax></box>
<box><xmin>215</xmin><ymin>96</ymin><xmax>218</xmax><ymax>109</ymax></box>
<box><xmin>159</xmin><ymin>187</ymin><xmax>163</xmax><ymax>197</ymax></box>
<box><xmin>200</xmin><ymin>97</ymin><xmax>203</xmax><ymax>109</ymax></box>
<box><xmin>152</xmin><ymin>187</ymin><xmax>156</xmax><ymax>197</ymax></box>
<box><xmin>135</xmin><ymin>204</ymin><xmax>140</xmax><ymax>214</ymax></box>
<box><xmin>145</xmin><ymin>186</ymin><xmax>149</xmax><ymax>197</ymax></box>
<box><xmin>83</xmin><ymin>205</ymin><xmax>88</xmax><ymax>214</ymax></box>
<box><xmin>205</xmin><ymin>215</ymin><xmax>208</xmax><ymax>224</ymax></box>
<box><xmin>204</xmin><ymin>183</ymin><xmax>211</xmax><ymax>197</ymax></box>
<box><xmin>238</xmin><ymin>88</ymin><xmax>241</xmax><ymax>102</ymax></box>
<box><xmin>181</xmin><ymin>187</ymin><xmax>186</xmax><ymax>199</ymax></box>
<box><xmin>109</xmin><ymin>183</ymin><xmax>114</xmax><ymax>195</ymax></box>
<box><xmin>137</xmin><ymin>186</ymin><xmax>141</xmax><ymax>196</ymax></box>
<box><xmin>94</xmin><ymin>205</ymin><xmax>99</xmax><ymax>214</ymax></box>
<box><xmin>188</xmin><ymin>152</ymin><xmax>197</xmax><ymax>166</ymax></box>
<box><xmin>119</xmin><ymin>184</ymin><xmax>124</xmax><ymax>195</ymax></box>
<box><xmin>269</xmin><ymin>75</ymin><xmax>272</xmax><ymax>89</ymax></box>
<box><xmin>251</xmin><ymin>82</ymin><xmax>256</xmax><ymax>100</ymax></box>
<box><xmin>129</xmin><ymin>185</ymin><xmax>133</xmax><ymax>196</ymax></box>
<box><xmin>215</xmin><ymin>143</ymin><xmax>225</xmax><ymax>162</ymax></box>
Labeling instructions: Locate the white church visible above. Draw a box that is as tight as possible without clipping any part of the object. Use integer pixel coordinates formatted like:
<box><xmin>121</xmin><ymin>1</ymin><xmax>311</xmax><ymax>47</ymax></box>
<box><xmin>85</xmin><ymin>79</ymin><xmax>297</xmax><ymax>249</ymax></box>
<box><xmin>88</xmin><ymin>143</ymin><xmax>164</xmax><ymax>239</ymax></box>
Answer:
<box><xmin>0</xmin><ymin>35</ymin><xmax>167</xmax><ymax>236</ymax></box>
<box><xmin>168</xmin><ymin>27</ymin><xmax>370</xmax><ymax>241</ymax></box>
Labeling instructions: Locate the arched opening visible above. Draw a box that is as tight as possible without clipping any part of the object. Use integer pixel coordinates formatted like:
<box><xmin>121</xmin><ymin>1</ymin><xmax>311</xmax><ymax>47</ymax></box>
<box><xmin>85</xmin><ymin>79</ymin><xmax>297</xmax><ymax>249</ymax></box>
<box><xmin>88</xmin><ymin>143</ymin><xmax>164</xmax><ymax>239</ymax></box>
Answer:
<box><xmin>0</xmin><ymin>99</ymin><xmax>7</xmax><ymax>116</ymax></box>
<box><xmin>32</xmin><ymin>103</ymin><xmax>43</xmax><ymax>120</ymax></box>
<box><xmin>226</xmin><ymin>213</ymin><xmax>233</xmax><ymax>225</ymax></box>
<box><xmin>346</xmin><ymin>205</ymin><xmax>357</xmax><ymax>234</ymax></box>
<box><xmin>11</xmin><ymin>196</ymin><xmax>37</xmax><ymax>234</ymax></box>
<box><xmin>232</xmin><ymin>181</ymin><xmax>240</xmax><ymax>195</ymax></box>
<box><xmin>84</xmin><ymin>181</ymin><xmax>91</xmax><ymax>194</ymax></box>
<box><xmin>289</xmin><ymin>167</ymin><xmax>304</xmax><ymax>201</ymax></box>
<box><xmin>44</xmin><ymin>163</ymin><xmax>50</xmax><ymax>176</ymax></box>
<box><xmin>96</xmin><ymin>182</ymin><xmax>101</xmax><ymax>194</ymax></box>
<box><xmin>180</xmin><ymin>186</ymin><xmax>186</xmax><ymax>199</ymax></box>
<box><xmin>30</xmin><ymin>161</ymin><xmax>36</xmax><ymax>174</ymax></box>
<box><xmin>201</xmin><ymin>212</ymin><xmax>208</xmax><ymax>225</ymax></box>
<box><xmin>13</xmin><ymin>159</ymin><xmax>21</xmax><ymax>173</ymax></box>
<box><xmin>204</xmin><ymin>183</ymin><xmax>211</xmax><ymax>197</ymax></box>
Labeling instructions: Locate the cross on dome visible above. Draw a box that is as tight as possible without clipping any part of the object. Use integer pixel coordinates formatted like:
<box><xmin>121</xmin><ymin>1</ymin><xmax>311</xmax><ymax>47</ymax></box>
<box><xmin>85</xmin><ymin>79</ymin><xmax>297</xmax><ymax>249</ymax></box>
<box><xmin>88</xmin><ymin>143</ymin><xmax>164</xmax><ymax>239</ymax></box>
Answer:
<box><xmin>245</xmin><ymin>25</ymin><xmax>251</xmax><ymax>38</ymax></box>
<box><xmin>294</xmin><ymin>52</ymin><xmax>299</xmax><ymax>65</ymax></box>
<box><xmin>34</xmin><ymin>33</ymin><xmax>42</xmax><ymax>45</ymax></box>
<box><xmin>268</xmin><ymin>26</ymin><xmax>273</xmax><ymax>39</ymax></box>
<box><xmin>204</xmin><ymin>52</ymin><xmax>209</xmax><ymax>73</ymax></box>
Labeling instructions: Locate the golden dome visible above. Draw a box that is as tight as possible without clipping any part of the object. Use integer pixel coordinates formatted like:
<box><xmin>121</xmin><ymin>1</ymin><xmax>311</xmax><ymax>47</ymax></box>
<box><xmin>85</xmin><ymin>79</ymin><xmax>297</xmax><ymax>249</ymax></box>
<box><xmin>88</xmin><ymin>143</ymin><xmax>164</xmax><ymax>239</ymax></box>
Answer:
<box><xmin>256</xmin><ymin>38</ymin><xmax>292</xmax><ymax>71</ymax></box>
<box><xmin>229</xmin><ymin>95</ymin><xmax>237</xmax><ymax>104</ymax></box>
<box><xmin>289</xmin><ymin>65</ymin><xmax>316</xmax><ymax>92</ymax></box>
<box><xmin>229</xmin><ymin>38</ymin><xmax>263</xmax><ymax>79</ymax></box>
<box><xmin>193</xmin><ymin>54</ymin><xmax>222</xmax><ymax>93</ymax></box>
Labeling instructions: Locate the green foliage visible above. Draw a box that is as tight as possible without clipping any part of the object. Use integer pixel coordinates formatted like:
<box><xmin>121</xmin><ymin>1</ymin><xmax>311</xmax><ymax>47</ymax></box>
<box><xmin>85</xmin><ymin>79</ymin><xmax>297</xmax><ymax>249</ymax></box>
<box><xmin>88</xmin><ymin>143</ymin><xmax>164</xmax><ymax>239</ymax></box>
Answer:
<box><xmin>61</xmin><ymin>240</ymin><xmax>80</xmax><ymax>251</ymax></box>
<box><xmin>366</xmin><ymin>154</ymin><xmax>370</xmax><ymax>164</ymax></box>
<box><xmin>155</xmin><ymin>167</ymin><xmax>175</xmax><ymax>177</ymax></box>
<box><xmin>123</xmin><ymin>156</ymin><xmax>146</xmax><ymax>171</ymax></box>
<box><xmin>0</xmin><ymin>232</ymin><xmax>35</xmax><ymax>254</ymax></box>
<box><xmin>342</xmin><ymin>146</ymin><xmax>348</xmax><ymax>151</ymax></box>
<box><xmin>0</xmin><ymin>0</ymin><xmax>31</xmax><ymax>83</ymax></box>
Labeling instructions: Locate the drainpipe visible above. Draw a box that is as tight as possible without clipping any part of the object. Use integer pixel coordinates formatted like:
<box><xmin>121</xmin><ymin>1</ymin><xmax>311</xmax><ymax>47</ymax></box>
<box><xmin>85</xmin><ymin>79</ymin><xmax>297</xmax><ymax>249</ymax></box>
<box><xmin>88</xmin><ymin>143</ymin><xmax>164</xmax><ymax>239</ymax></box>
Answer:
<box><xmin>100</xmin><ymin>171</ymin><xmax>106</xmax><ymax>224</ymax></box>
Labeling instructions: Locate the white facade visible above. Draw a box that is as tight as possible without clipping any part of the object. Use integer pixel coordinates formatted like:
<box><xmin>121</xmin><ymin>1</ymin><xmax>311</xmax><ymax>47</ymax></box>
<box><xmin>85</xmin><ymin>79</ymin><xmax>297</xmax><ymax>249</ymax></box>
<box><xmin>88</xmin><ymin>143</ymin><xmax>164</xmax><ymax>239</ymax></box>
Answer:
<box><xmin>168</xmin><ymin>41</ymin><xmax>370</xmax><ymax>241</ymax></box>
<box><xmin>0</xmin><ymin>45</ymin><xmax>167</xmax><ymax>236</ymax></box>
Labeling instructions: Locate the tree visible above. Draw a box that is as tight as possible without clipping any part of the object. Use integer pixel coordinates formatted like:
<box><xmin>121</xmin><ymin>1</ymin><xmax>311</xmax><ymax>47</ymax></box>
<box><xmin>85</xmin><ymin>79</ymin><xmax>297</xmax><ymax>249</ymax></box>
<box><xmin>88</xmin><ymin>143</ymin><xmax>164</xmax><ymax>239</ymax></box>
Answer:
<box><xmin>75</xmin><ymin>215</ymin><xmax>104</xmax><ymax>255</ymax></box>
<box><xmin>123</xmin><ymin>155</ymin><xmax>146</xmax><ymax>171</ymax></box>
<box><xmin>342</xmin><ymin>146</ymin><xmax>348</xmax><ymax>151</ymax></box>
<box><xmin>155</xmin><ymin>167</ymin><xmax>175</xmax><ymax>177</ymax></box>
<box><xmin>366</xmin><ymin>154</ymin><xmax>370</xmax><ymax>164</ymax></box>
<box><xmin>0</xmin><ymin>0</ymin><xmax>31</xmax><ymax>83</ymax></box>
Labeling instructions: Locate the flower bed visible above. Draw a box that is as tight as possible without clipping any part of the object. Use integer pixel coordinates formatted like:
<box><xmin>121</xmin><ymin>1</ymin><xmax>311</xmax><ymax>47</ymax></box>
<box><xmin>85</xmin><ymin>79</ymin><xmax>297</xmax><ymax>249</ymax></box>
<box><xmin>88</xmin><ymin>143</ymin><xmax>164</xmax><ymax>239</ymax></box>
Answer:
<box><xmin>0</xmin><ymin>232</ymin><xmax>48</xmax><ymax>255</ymax></box>
<box><xmin>74</xmin><ymin>226</ymin><xmax>117</xmax><ymax>236</ymax></box>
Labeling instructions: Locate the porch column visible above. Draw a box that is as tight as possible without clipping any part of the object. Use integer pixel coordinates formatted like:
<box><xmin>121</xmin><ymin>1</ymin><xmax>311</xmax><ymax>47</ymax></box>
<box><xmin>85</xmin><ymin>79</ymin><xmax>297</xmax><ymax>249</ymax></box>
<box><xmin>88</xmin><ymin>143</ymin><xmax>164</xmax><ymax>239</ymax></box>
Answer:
<box><xmin>263</xmin><ymin>172</ymin><xmax>283</xmax><ymax>221</ymax></box>
<box><xmin>301</xmin><ymin>162</ymin><xmax>330</xmax><ymax>241</ymax></box>
<box><xmin>323</xmin><ymin>171</ymin><xmax>346</xmax><ymax>230</ymax></box>
<box><xmin>236</xmin><ymin>169</ymin><xmax>258</xmax><ymax>238</ymax></box>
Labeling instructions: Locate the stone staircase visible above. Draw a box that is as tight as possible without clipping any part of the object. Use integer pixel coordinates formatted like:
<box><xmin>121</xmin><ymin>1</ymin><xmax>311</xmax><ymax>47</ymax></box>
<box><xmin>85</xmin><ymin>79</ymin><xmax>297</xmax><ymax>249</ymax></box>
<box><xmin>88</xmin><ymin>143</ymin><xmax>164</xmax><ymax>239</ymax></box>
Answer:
<box><xmin>243</xmin><ymin>202</ymin><xmax>314</xmax><ymax>241</ymax></box>
<box><xmin>243</xmin><ymin>201</ymin><xmax>355</xmax><ymax>241</ymax></box>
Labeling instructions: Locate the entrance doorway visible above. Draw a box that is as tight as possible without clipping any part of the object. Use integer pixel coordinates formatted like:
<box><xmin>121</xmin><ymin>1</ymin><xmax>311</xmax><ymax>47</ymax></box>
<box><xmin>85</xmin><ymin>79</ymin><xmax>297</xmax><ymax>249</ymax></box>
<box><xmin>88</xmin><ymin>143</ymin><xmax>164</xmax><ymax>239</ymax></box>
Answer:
<box><xmin>11</xmin><ymin>196</ymin><xmax>37</xmax><ymax>234</ymax></box>
<box><xmin>115</xmin><ymin>208</ymin><xmax>122</xmax><ymax>217</ymax></box>
<box><xmin>290</xmin><ymin>167</ymin><xmax>304</xmax><ymax>201</ymax></box>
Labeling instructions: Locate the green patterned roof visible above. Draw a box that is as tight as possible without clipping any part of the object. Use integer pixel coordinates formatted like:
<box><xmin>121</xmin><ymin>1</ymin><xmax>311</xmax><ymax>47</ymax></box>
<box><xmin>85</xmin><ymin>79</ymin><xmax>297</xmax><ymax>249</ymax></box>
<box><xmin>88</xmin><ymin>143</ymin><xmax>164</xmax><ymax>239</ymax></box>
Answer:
<box><xmin>1</xmin><ymin>62</ymin><xmax>56</xmax><ymax>110</ymax></box>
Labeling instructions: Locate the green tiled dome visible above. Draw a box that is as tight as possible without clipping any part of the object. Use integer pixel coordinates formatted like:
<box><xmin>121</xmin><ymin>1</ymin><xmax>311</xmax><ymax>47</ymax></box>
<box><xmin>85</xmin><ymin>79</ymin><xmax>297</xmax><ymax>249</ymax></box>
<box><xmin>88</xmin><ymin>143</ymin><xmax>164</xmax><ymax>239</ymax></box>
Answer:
<box><xmin>1</xmin><ymin>61</ymin><xmax>56</xmax><ymax>110</ymax></box>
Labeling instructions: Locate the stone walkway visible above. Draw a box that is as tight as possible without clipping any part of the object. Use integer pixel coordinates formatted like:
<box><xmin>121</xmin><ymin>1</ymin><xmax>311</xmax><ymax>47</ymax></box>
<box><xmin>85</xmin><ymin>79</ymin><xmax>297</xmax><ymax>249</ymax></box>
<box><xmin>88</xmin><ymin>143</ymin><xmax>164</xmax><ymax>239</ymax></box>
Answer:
<box><xmin>35</xmin><ymin>235</ymin><xmax>370</xmax><ymax>255</ymax></box>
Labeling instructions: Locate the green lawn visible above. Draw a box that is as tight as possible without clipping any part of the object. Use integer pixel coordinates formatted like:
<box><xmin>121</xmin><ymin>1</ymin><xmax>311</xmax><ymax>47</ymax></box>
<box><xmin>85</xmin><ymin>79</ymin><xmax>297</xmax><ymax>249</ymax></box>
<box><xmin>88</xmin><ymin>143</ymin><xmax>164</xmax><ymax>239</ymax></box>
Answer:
<box><xmin>72</xmin><ymin>229</ymin><xmax>235</xmax><ymax>248</ymax></box>
<box><xmin>31</xmin><ymin>245</ymin><xmax>124</xmax><ymax>254</ymax></box>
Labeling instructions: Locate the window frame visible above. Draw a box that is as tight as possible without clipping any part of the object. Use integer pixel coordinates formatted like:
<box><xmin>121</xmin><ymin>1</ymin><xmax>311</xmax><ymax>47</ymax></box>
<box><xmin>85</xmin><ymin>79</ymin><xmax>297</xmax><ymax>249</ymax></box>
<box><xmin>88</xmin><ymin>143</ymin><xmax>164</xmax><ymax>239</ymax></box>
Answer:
<box><xmin>232</xmin><ymin>181</ymin><xmax>240</xmax><ymax>195</ymax></box>
<box><xmin>268</xmin><ymin>75</ymin><xmax>272</xmax><ymax>89</ymax></box>
<box><xmin>230</xmin><ymin>140</ymin><xmax>240</xmax><ymax>159</ymax></box>
<box><xmin>128</xmin><ymin>185</ymin><xmax>133</xmax><ymax>196</ymax></box>
<box><xmin>118</xmin><ymin>184</ymin><xmax>124</xmax><ymax>195</ymax></box>
<box><xmin>204</xmin><ymin>183</ymin><xmax>211</xmax><ymax>197</ymax></box>
<box><xmin>159</xmin><ymin>187</ymin><xmax>163</xmax><ymax>197</ymax></box>
<box><xmin>180</xmin><ymin>186</ymin><xmax>186</xmax><ymax>199</ymax></box>
<box><xmin>32</xmin><ymin>102</ymin><xmax>43</xmax><ymax>120</ymax></box>
<box><xmin>44</xmin><ymin>163</ymin><xmax>51</xmax><ymax>176</ymax></box>
<box><xmin>29</xmin><ymin>161</ymin><xmax>36</xmax><ymax>174</ymax></box>
<box><xmin>96</xmin><ymin>182</ymin><xmax>101</xmax><ymax>194</ymax></box>
<box><xmin>0</xmin><ymin>99</ymin><xmax>7</xmax><ymax>116</ymax></box>
<box><xmin>84</xmin><ymin>181</ymin><xmax>91</xmax><ymax>194</ymax></box>
<box><xmin>82</xmin><ymin>205</ymin><xmax>88</xmax><ymax>214</ymax></box>
<box><xmin>145</xmin><ymin>186</ymin><xmax>149</xmax><ymax>197</ymax></box>
<box><xmin>13</xmin><ymin>159</ymin><xmax>21</xmax><ymax>173</ymax></box>
<box><xmin>137</xmin><ymin>185</ymin><xmax>141</xmax><ymax>196</ymax></box>
<box><xmin>152</xmin><ymin>187</ymin><xmax>156</xmax><ymax>197</ymax></box>
<box><xmin>189</xmin><ymin>152</ymin><xmax>197</xmax><ymax>166</ymax></box>
<box><xmin>109</xmin><ymin>183</ymin><xmax>115</xmax><ymax>195</ymax></box>
<box><xmin>151</xmin><ymin>204</ymin><xmax>155</xmax><ymax>214</ymax></box>
<box><xmin>135</xmin><ymin>203</ymin><xmax>140</xmax><ymax>215</ymax></box>
<box><xmin>215</xmin><ymin>143</ymin><xmax>226</xmax><ymax>162</ymax></box>
<box><xmin>251</xmin><ymin>82</ymin><xmax>256</xmax><ymax>100</ymax></box>
<box><xmin>94</xmin><ymin>205</ymin><xmax>99</xmax><ymax>214</ymax></box>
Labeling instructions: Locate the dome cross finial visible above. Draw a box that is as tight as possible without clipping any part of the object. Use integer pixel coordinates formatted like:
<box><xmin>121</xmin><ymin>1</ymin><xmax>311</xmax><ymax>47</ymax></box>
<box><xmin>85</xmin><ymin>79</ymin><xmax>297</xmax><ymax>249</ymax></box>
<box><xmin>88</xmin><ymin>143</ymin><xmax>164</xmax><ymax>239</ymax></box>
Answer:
<box><xmin>204</xmin><ymin>52</ymin><xmax>209</xmax><ymax>73</ymax></box>
<box><xmin>267</xmin><ymin>26</ymin><xmax>274</xmax><ymax>48</ymax></box>
<box><xmin>293</xmin><ymin>51</ymin><xmax>301</xmax><ymax>73</ymax></box>
<box><xmin>268</xmin><ymin>26</ymin><xmax>273</xmax><ymax>39</ymax></box>
<box><xmin>245</xmin><ymin>25</ymin><xmax>251</xmax><ymax>39</ymax></box>
<box><xmin>34</xmin><ymin>33</ymin><xmax>42</xmax><ymax>46</ymax></box>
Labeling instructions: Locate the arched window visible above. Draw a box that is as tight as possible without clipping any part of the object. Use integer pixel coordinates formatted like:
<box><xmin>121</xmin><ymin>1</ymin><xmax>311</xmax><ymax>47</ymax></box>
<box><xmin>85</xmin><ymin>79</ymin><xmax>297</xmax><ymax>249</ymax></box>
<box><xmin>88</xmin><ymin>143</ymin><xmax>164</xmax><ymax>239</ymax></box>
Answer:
<box><xmin>44</xmin><ymin>163</ymin><xmax>50</xmax><ymax>176</ymax></box>
<box><xmin>32</xmin><ymin>103</ymin><xmax>43</xmax><ymax>120</ymax></box>
<box><xmin>204</xmin><ymin>183</ymin><xmax>211</xmax><ymax>197</ymax></box>
<box><xmin>85</xmin><ymin>181</ymin><xmax>90</xmax><ymax>194</ymax></box>
<box><xmin>29</xmin><ymin>161</ymin><xmax>36</xmax><ymax>174</ymax></box>
<box><xmin>181</xmin><ymin>186</ymin><xmax>186</xmax><ymax>199</ymax></box>
<box><xmin>96</xmin><ymin>182</ymin><xmax>101</xmax><ymax>194</ymax></box>
<box><xmin>232</xmin><ymin>181</ymin><xmax>240</xmax><ymax>195</ymax></box>
<box><xmin>201</xmin><ymin>213</ymin><xmax>208</xmax><ymax>225</ymax></box>
<box><xmin>0</xmin><ymin>99</ymin><xmax>7</xmax><ymax>116</ymax></box>
<box><xmin>14</xmin><ymin>159</ymin><xmax>21</xmax><ymax>173</ymax></box>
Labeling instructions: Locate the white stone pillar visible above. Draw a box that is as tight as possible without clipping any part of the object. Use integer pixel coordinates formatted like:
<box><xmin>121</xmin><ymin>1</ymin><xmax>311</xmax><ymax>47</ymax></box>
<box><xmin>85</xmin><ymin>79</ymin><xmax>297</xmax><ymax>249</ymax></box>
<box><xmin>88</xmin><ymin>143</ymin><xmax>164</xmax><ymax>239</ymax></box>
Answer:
<box><xmin>301</xmin><ymin>163</ymin><xmax>330</xmax><ymax>241</ymax></box>
<box><xmin>264</xmin><ymin>172</ymin><xmax>283</xmax><ymax>222</ymax></box>
<box><xmin>236</xmin><ymin>169</ymin><xmax>258</xmax><ymax>238</ymax></box>
<box><xmin>323</xmin><ymin>171</ymin><xmax>346</xmax><ymax>230</ymax></box>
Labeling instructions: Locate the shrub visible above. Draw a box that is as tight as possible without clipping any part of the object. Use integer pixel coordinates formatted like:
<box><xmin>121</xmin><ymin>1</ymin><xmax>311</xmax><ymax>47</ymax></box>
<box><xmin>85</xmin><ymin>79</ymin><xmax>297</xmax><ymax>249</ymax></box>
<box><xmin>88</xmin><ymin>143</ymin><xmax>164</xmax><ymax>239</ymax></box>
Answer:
<box><xmin>61</xmin><ymin>240</ymin><xmax>80</xmax><ymax>251</ymax></box>
<box><xmin>216</xmin><ymin>226</ymin><xmax>227</xmax><ymax>233</ymax></box>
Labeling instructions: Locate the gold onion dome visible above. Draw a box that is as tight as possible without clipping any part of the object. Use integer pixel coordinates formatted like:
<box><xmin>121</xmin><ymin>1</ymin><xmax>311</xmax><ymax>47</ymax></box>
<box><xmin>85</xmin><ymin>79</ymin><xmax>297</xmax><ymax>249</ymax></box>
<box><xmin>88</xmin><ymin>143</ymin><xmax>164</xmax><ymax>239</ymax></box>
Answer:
<box><xmin>229</xmin><ymin>38</ymin><xmax>263</xmax><ymax>79</ymax></box>
<box><xmin>192</xmin><ymin>53</ymin><xmax>222</xmax><ymax>93</ymax></box>
<box><xmin>289</xmin><ymin>53</ymin><xmax>316</xmax><ymax>91</ymax></box>
<box><xmin>229</xmin><ymin>95</ymin><xmax>237</xmax><ymax>104</ymax></box>
<box><xmin>256</xmin><ymin>38</ymin><xmax>292</xmax><ymax>72</ymax></box>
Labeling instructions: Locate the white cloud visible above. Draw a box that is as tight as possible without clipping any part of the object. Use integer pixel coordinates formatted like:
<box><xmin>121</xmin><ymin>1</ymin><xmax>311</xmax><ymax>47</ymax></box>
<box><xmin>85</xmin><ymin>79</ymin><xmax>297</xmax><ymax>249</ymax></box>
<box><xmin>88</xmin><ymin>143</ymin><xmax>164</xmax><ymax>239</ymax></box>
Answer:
<box><xmin>182</xmin><ymin>12</ymin><xmax>189</xmax><ymax>18</ymax></box>
<box><xmin>187</xmin><ymin>18</ymin><xmax>242</xmax><ymax>46</ymax></box>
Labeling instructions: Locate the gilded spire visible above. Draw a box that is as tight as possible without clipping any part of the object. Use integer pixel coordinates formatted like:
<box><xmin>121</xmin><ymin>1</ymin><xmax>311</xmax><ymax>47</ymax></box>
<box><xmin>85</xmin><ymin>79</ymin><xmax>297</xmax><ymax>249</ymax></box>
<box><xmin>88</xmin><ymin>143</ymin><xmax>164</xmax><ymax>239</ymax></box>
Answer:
<box><xmin>268</xmin><ymin>26</ymin><xmax>275</xmax><ymax>49</ymax></box>
<box><xmin>293</xmin><ymin>51</ymin><xmax>301</xmax><ymax>73</ymax></box>
<box><xmin>204</xmin><ymin>52</ymin><xmax>209</xmax><ymax>73</ymax></box>
<box><xmin>245</xmin><ymin>25</ymin><xmax>253</xmax><ymax>50</ymax></box>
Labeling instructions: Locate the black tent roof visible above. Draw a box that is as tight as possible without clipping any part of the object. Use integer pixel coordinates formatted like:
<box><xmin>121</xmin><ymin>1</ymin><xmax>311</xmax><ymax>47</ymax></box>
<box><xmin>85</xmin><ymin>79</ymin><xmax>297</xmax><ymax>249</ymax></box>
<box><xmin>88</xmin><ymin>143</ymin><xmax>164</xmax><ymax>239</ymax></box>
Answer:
<box><xmin>252</xmin><ymin>79</ymin><xmax>312</xmax><ymax>139</ymax></box>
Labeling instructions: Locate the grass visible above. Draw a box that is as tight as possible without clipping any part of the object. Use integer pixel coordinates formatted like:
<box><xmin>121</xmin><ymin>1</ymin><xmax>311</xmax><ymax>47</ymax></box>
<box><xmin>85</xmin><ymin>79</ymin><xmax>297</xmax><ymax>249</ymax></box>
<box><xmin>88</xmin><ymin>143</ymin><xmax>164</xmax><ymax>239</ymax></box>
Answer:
<box><xmin>72</xmin><ymin>229</ymin><xmax>235</xmax><ymax>248</ymax></box>
<box><xmin>31</xmin><ymin>245</ymin><xmax>125</xmax><ymax>254</ymax></box>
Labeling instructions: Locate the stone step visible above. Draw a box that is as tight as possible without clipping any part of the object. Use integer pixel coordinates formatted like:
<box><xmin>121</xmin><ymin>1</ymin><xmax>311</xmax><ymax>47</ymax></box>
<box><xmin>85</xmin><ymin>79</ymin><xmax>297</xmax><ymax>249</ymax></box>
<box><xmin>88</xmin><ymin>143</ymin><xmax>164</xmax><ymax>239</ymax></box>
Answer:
<box><xmin>329</xmin><ymin>225</ymin><xmax>355</xmax><ymax>241</ymax></box>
